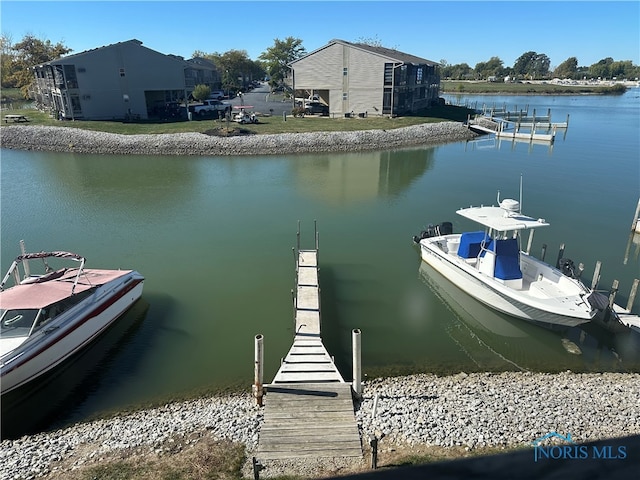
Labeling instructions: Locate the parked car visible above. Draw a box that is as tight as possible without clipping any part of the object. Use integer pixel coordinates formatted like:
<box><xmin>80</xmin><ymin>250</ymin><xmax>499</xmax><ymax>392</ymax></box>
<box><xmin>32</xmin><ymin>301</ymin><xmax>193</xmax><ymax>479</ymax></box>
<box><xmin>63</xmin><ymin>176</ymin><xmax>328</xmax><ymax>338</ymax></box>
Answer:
<box><xmin>209</xmin><ymin>90</ymin><xmax>226</xmax><ymax>100</ymax></box>
<box><xmin>304</xmin><ymin>102</ymin><xmax>329</xmax><ymax>115</ymax></box>
<box><xmin>190</xmin><ymin>99</ymin><xmax>230</xmax><ymax>117</ymax></box>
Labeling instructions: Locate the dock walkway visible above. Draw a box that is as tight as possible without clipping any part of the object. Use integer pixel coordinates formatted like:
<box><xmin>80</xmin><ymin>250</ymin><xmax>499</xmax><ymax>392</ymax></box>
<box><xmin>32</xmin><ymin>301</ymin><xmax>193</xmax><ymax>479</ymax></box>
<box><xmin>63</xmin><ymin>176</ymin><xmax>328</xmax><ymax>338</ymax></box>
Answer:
<box><xmin>256</xmin><ymin>224</ymin><xmax>362</xmax><ymax>460</ymax></box>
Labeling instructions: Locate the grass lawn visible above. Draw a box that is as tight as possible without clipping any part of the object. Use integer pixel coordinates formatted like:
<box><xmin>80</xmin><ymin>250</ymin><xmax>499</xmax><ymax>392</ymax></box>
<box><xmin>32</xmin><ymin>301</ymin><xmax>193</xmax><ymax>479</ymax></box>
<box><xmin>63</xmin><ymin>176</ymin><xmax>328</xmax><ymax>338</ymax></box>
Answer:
<box><xmin>0</xmin><ymin>103</ymin><xmax>475</xmax><ymax>135</ymax></box>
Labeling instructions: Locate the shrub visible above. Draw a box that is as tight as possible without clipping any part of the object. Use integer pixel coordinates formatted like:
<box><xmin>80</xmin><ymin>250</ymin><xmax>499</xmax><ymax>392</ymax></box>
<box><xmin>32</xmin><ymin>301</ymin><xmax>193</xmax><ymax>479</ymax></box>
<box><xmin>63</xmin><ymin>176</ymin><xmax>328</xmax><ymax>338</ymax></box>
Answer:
<box><xmin>291</xmin><ymin>106</ymin><xmax>305</xmax><ymax>117</ymax></box>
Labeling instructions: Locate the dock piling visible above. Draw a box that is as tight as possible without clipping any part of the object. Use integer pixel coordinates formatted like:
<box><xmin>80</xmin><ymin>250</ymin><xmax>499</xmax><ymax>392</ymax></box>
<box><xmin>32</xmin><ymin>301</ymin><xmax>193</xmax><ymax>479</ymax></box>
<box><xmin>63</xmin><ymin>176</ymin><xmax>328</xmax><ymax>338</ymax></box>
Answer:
<box><xmin>254</xmin><ymin>334</ymin><xmax>264</xmax><ymax>406</ymax></box>
<box><xmin>352</xmin><ymin>328</ymin><xmax>362</xmax><ymax>396</ymax></box>
<box><xmin>627</xmin><ymin>279</ymin><xmax>639</xmax><ymax>312</ymax></box>
<box><xmin>591</xmin><ymin>261</ymin><xmax>602</xmax><ymax>290</ymax></box>
<box><xmin>555</xmin><ymin>243</ymin><xmax>565</xmax><ymax>268</ymax></box>
<box><xmin>631</xmin><ymin>198</ymin><xmax>640</xmax><ymax>232</ymax></box>
<box><xmin>608</xmin><ymin>280</ymin><xmax>620</xmax><ymax>309</ymax></box>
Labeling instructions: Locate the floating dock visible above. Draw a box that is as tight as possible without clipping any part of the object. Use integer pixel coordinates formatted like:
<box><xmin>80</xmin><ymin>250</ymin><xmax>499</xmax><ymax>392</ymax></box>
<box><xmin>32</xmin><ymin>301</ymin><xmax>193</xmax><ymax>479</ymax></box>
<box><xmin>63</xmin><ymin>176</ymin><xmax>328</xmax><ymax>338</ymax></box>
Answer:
<box><xmin>256</xmin><ymin>223</ymin><xmax>362</xmax><ymax>460</ymax></box>
<box><xmin>467</xmin><ymin>106</ymin><xmax>570</xmax><ymax>144</ymax></box>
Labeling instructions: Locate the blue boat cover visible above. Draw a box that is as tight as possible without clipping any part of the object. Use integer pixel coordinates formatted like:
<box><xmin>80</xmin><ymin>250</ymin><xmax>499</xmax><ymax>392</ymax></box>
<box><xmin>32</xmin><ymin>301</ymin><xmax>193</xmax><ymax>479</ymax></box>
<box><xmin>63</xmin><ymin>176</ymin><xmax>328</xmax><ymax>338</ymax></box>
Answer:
<box><xmin>458</xmin><ymin>231</ymin><xmax>491</xmax><ymax>258</ymax></box>
<box><xmin>487</xmin><ymin>238</ymin><xmax>522</xmax><ymax>280</ymax></box>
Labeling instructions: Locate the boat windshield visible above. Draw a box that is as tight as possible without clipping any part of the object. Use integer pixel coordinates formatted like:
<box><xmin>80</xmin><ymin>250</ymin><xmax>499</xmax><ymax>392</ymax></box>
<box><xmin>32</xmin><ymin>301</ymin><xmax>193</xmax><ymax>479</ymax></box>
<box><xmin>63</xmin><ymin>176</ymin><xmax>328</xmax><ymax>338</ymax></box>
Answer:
<box><xmin>0</xmin><ymin>308</ymin><xmax>41</xmax><ymax>338</ymax></box>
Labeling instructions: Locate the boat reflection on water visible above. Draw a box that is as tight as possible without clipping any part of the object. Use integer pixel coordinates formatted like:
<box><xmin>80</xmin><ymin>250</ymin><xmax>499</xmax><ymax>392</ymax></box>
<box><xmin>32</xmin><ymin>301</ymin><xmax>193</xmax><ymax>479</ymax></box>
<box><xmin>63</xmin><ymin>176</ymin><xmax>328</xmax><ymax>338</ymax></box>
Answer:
<box><xmin>417</xmin><ymin>262</ymin><xmax>638</xmax><ymax>372</ymax></box>
<box><xmin>1</xmin><ymin>298</ymin><xmax>149</xmax><ymax>440</ymax></box>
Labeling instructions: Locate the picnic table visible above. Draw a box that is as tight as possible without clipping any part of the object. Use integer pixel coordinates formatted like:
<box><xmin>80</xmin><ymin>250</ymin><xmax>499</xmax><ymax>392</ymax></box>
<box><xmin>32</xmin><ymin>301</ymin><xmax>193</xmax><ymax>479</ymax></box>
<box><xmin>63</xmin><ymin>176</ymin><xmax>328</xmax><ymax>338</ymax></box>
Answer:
<box><xmin>3</xmin><ymin>114</ymin><xmax>29</xmax><ymax>123</ymax></box>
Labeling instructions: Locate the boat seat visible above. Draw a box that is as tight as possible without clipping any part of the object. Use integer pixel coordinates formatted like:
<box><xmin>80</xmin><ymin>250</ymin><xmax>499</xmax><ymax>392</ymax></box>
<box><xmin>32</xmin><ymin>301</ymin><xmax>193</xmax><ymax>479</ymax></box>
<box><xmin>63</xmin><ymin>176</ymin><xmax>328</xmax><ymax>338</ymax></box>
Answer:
<box><xmin>486</xmin><ymin>238</ymin><xmax>522</xmax><ymax>280</ymax></box>
<box><xmin>458</xmin><ymin>231</ymin><xmax>491</xmax><ymax>259</ymax></box>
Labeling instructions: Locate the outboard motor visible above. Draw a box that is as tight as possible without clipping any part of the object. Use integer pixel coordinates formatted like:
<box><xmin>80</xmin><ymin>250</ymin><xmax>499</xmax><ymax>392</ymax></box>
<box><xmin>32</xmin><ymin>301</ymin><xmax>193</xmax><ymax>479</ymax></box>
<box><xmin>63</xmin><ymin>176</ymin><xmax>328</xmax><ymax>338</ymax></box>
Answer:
<box><xmin>438</xmin><ymin>222</ymin><xmax>453</xmax><ymax>235</ymax></box>
<box><xmin>413</xmin><ymin>222</ymin><xmax>453</xmax><ymax>243</ymax></box>
<box><xmin>558</xmin><ymin>258</ymin><xmax>577</xmax><ymax>278</ymax></box>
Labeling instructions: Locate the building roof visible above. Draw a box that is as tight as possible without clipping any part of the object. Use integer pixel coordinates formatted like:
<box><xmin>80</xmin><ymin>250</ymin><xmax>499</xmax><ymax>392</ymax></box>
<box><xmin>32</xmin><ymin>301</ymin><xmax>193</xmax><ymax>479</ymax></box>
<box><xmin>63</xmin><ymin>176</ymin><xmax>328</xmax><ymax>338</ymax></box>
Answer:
<box><xmin>35</xmin><ymin>39</ymin><xmax>191</xmax><ymax>68</ymax></box>
<box><xmin>290</xmin><ymin>39</ymin><xmax>439</xmax><ymax>67</ymax></box>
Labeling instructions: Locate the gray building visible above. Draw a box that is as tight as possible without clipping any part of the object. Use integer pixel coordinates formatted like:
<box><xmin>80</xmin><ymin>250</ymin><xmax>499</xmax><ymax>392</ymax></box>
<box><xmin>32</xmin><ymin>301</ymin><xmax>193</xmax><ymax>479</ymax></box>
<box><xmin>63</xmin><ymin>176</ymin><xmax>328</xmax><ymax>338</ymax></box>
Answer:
<box><xmin>289</xmin><ymin>39</ymin><xmax>440</xmax><ymax>117</ymax></box>
<box><xmin>32</xmin><ymin>39</ymin><xmax>219</xmax><ymax>121</ymax></box>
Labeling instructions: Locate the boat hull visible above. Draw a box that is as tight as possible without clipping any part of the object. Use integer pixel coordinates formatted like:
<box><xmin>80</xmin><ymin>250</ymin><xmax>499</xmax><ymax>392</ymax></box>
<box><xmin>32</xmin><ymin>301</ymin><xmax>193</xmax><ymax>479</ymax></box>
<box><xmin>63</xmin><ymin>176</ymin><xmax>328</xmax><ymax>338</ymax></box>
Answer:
<box><xmin>1</xmin><ymin>273</ymin><xmax>144</xmax><ymax>395</ymax></box>
<box><xmin>419</xmin><ymin>240</ymin><xmax>590</xmax><ymax>328</ymax></box>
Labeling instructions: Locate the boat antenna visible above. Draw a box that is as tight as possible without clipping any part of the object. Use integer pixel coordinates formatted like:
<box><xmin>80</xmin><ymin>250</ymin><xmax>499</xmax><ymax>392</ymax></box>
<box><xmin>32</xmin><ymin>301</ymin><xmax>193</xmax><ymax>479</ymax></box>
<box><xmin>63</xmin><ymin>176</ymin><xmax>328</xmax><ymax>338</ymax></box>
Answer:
<box><xmin>519</xmin><ymin>174</ymin><xmax>523</xmax><ymax>213</ymax></box>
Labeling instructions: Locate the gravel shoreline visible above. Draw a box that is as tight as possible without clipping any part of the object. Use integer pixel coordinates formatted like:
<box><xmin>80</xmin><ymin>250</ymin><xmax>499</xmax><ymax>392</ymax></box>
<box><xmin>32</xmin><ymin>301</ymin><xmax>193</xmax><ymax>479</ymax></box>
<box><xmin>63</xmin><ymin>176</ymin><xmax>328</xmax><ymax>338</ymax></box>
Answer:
<box><xmin>0</xmin><ymin>122</ymin><xmax>477</xmax><ymax>156</ymax></box>
<box><xmin>2</xmin><ymin>371</ymin><xmax>638</xmax><ymax>479</ymax></box>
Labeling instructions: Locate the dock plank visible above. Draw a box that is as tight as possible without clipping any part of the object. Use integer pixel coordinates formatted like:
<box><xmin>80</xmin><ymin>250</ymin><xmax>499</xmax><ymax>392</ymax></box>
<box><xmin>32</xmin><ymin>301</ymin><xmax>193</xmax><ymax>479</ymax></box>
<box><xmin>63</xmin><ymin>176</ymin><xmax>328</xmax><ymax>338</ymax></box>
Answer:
<box><xmin>258</xmin><ymin>383</ymin><xmax>361</xmax><ymax>460</ymax></box>
<box><xmin>296</xmin><ymin>285</ymin><xmax>319</xmax><ymax>310</ymax></box>
<box><xmin>298</xmin><ymin>266</ymin><xmax>318</xmax><ymax>286</ymax></box>
<box><xmin>298</xmin><ymin>250</ymin><xmax>317</xmax><ymax>267</ymax></box>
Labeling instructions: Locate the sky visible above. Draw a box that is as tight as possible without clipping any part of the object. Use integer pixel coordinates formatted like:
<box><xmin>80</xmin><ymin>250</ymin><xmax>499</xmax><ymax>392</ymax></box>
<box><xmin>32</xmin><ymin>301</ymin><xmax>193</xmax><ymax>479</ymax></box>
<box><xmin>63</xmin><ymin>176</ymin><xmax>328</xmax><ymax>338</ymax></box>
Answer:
<box><xmin>1</xmin><ymin>0</ymin><xmax>638</xmax><ymax>69</ymax></box>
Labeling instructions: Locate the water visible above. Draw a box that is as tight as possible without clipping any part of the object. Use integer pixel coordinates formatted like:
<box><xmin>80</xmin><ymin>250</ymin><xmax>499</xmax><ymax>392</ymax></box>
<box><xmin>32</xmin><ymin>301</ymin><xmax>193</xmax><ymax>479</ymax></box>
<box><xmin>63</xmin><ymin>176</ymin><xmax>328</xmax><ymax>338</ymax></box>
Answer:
<box><xmin>1</xmin><ymin>90</ymin><xmax>639</xmax><ymax>437</ymax></box>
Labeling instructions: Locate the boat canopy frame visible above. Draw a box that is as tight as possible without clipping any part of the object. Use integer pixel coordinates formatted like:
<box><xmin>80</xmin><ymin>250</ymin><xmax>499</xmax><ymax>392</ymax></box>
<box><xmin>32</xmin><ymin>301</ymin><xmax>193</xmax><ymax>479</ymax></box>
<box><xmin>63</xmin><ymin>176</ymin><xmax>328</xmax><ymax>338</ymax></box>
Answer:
<box><xmin>0</xmin><ymin>251</ymin><xmax>86</xmax><ymax>295</ymax></box>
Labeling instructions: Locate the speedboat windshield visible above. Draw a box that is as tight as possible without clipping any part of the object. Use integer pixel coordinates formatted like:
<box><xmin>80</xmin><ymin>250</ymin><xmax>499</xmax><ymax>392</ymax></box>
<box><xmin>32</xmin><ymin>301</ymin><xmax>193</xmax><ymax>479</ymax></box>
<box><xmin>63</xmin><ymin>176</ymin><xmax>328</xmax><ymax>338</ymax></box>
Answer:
<box><xmin>0</xmin><ymin>308</ymin><xmax>41</xmax><ymax>338</ymax></box>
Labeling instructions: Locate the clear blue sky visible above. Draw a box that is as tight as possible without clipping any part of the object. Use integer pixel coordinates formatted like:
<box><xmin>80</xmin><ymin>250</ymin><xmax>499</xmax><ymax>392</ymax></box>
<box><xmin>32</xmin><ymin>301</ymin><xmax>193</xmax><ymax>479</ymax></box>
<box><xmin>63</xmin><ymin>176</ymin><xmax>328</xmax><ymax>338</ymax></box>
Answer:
<box><xmin>1</xmin><ymin>1</ymin><xmax>638</xmax><ymax>69</ymax></box>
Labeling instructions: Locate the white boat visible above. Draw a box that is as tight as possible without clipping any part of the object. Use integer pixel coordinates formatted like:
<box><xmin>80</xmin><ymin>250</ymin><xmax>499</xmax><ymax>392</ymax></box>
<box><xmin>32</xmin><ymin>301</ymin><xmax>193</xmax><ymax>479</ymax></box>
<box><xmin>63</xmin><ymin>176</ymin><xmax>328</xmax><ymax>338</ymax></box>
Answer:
<box><xmin>0</xmin><ymin>245</ymin><xmax>144</xmax><ymax>394</ymax></box>
<box><xmin>413</xmin><ymin>195</ymin><xmax>603</xmax><ymax>328</ymax></box>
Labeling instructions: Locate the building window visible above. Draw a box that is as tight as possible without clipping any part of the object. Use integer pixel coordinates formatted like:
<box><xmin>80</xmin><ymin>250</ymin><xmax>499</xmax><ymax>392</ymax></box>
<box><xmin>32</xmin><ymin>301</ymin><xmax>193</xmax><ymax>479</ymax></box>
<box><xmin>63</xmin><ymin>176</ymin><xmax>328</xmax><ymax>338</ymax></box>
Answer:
<box><xmin>343</xmin><ymin>67</ymin><xmax>348</xmax><ymax>76</ymax></box>
<box><xmin>70</xmin><ymin>94</ymin><xmax>82</xmax><ymax>114</ymax></box>
<box><xmin>342</xmin><ymin>93</ymin><xmax>348</xmax><ymax>100</ymax></box>
<box><xmin>384</xmin><ymin>63</ymin><xmax>393</xmax><ymax>85</ymax></box>
<box><xmin>64</xmin><ymin>65</ymin><xmax>78</xmax><ymax>89</ymax></box>
<box><xmin>417</xmin><ymin>67</ymin><xmax>423</xmax><ymax>83</ymax></box>
<box><xmin>119</xmin><ymin>68</ymin><xmax>126</xmax><ymax>77</ymax></box>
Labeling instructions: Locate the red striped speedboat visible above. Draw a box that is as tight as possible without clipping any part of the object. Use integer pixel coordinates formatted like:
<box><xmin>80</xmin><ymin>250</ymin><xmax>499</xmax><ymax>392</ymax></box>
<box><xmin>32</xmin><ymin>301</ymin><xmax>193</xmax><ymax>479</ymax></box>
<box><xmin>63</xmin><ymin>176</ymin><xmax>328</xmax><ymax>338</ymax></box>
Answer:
<box><xmin>0</xmin><ymin>245</ymin><xmax>144</xmax><ymax>394</ymax></box>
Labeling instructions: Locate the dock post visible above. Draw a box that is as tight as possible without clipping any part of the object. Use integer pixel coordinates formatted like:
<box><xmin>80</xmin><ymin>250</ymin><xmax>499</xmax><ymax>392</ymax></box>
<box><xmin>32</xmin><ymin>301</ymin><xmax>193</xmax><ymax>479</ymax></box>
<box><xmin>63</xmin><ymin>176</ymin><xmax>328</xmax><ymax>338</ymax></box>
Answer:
<box><xmin>627</xmin><ymin>279</ymin><xmax>639</xmax><ymax>311</ymax></box>
<box><xmin>555</xmin><ymin>243</ymin><xmax>565</xmax><ymax>268</ymax></box>
<box><xmin>352</xmin><ymin>328</ymin><xmax>362</xmax><ymax>397</ymax></box>
<box><xmin>591</xmin><ymin>261</ymin><xmax>602</xmax><ymax>290</ymax></box>
<box><xmin>254</xmin><ymin>334</ymin><xmax>264</xmax><ymax>406</ymax></box>
<box><xmin>556</xmin><ymin>243</ymin><xmax>564</xmax><ymax>268</ymax></box>
<box><xmin>608</xmin><ymin>280</ymin><xmax>619</xmax><ymax>309</ymax></box>
<box><xmin>631</xmin><ymin>198</ymin><xmax>640</xmax><ymax>232</ymax></box>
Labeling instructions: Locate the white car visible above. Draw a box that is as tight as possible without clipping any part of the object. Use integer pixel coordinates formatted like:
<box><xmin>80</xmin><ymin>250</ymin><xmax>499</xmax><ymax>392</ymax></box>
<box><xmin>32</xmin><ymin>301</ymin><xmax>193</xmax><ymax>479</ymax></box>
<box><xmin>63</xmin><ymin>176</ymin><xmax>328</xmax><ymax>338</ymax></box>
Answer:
<box><xmin>209</xmin><ymin>90</ymin><xmax>225</xmax><ymax>100</ymax></box>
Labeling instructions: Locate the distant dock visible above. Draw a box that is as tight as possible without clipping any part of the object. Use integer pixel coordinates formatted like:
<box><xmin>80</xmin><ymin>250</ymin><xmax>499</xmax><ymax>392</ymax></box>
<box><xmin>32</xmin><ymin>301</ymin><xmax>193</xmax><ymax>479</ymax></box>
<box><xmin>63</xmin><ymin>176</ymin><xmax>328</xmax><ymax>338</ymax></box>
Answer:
<box><xmin>467</xmin><ymin>106</ymin><xmax>569</xmax><ymax>144</ymax></box>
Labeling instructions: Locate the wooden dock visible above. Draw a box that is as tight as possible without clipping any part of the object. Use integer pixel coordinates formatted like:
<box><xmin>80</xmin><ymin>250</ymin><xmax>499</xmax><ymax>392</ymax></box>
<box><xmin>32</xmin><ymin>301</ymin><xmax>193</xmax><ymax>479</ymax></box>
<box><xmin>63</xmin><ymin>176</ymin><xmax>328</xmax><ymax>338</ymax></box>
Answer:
<box><xmin>467</xmin><ymin>117</ymin><xmax>556</xmax><ymax>142</ymax></box>
<box><xmin>256</xmin><ymin>224</ymin><xmax>362</xmax><ymax>460</ymax></box>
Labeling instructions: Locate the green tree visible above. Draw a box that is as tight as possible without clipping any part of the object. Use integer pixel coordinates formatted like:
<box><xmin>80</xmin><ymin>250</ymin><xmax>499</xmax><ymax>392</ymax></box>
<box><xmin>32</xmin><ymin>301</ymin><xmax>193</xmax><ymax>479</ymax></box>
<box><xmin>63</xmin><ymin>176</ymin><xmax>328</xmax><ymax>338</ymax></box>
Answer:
<box><xmin>513</xmin><ymin>51</ymin><xmax>551</xmax><ymax>79</ymax></box>
<box><xmin>474</xmin><ymin>57</ymin><xmax>505</xmax><ymax>79</ymax></box>
<box><xmin>439</xmin><ymin>60</ymin><xmax>475</xmax><ymax>80</ymax></box>
<box><xmin>196</xmin><ymin>49</ymin><xmax>264</xmax><ymax>92</ymax></box>
<box><xmin>609</xmin><ymin>60</ymin><xmax>635</xmax><ymax>79</ymax></box>
<box><xmin>259</xmin><ymin>37</ymin><xmax>306</xmax><ymax>89</ymax></box>
<box><xmin>192</xmin><ymin>84</ymin><xmax>211</xmax><ymax>102</ymax></box>
<box><xmin>589</xmin><ymin>57</ymin><xmax>614</xmax><ymax>79</ymax></box>
<box><xmin>1</xmin><ymin>34</ymin><xmax>14</xmax><ymax>89</ymax></box>
<box><xmin>553</xmin><ymin>57</ymin><xmax>578</xmax><ymax>79</ymax></box>
<box><xmin>3</xmin><ymin>35</ymin><xmax>72</xmax><ymax>97</ymax></box>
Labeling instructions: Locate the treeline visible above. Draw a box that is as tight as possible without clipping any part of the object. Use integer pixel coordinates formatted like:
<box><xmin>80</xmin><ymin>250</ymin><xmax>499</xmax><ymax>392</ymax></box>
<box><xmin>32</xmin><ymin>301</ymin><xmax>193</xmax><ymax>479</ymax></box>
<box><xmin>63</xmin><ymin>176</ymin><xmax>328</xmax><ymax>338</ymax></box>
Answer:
<box><xmin>441</xmin><ymin>51</ymin><xmax>640</xmax><ymax>81</ymax></box>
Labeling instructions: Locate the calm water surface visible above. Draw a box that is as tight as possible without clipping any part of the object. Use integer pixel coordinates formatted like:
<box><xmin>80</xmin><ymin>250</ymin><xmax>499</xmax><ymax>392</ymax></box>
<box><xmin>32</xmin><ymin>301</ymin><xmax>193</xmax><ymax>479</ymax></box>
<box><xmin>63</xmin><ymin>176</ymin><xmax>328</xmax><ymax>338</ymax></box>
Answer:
<box><xmin>1</xmin><ymin>90</ymin><xmax>639</xmax><ymax>436</ymax></box>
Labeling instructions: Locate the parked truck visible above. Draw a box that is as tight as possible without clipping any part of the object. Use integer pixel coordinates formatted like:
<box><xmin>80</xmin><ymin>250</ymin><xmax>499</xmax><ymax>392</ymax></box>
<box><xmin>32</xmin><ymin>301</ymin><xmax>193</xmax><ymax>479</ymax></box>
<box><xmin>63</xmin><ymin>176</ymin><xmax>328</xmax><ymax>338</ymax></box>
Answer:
<box><xmin>190</xmin><ymin>99</ymin><xmax>231</xmax><ymax>117</ymax></box>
